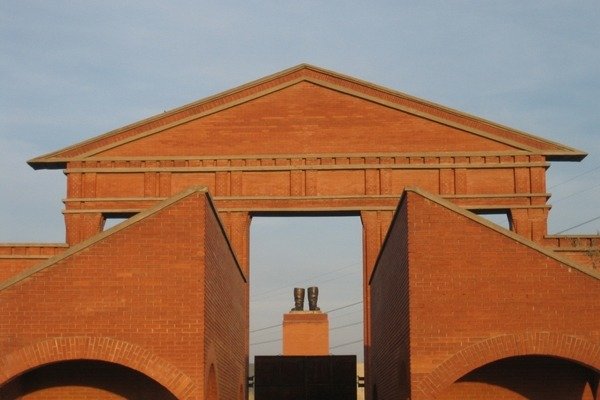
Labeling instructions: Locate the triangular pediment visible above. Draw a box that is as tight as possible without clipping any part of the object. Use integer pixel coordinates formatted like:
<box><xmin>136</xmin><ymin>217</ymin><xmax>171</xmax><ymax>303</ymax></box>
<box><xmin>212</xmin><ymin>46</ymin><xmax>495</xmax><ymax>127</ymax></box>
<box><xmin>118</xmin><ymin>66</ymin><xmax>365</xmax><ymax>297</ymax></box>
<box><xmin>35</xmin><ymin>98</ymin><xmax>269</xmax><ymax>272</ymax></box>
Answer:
<box><xmin>29</xmin><ymin>64</ymin><xmax>585</xmax><ymax>168</ymax></box>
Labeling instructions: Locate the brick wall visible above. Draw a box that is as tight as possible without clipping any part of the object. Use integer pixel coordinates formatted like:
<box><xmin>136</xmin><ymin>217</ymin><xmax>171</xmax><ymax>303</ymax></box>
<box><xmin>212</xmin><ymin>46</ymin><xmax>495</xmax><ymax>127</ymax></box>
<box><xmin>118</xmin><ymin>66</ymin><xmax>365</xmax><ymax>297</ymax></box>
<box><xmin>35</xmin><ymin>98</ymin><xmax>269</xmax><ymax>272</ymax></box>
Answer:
<box><xmin>203</xmin><ymin>194</ymin><xmax>247</xmax><ymax>400</ymax></box>
<box><xmin>370</xmin><ymin>189</ymin><xmax>600</xmax><ymax>400</ymax></box>
<box><xmin>4</xmin><ymin>65</ymin><xmax>599</xmax><ymax>399</ymax></box>
<box><xmin>0</xmin><ymin>188</ymin><xmax>246</xmax><ymax>399</ymax></box>
<box><xmin>100</xmin><ymin>82</ymin><xmax>513</xmax><ymax>158</ymax></box>
<box><xmin>369</xmin><ymin>200</ymin><xmax>410</xmax><ymax>400</ymax></box>
<box><xmin>0</xmin><ymin>244</ymin><xmax>67</xmax><ymax>282</ymax></box>
<box><xmin>48</xmin><ymin>76</ymin><xmax>557</xmax><ymax>245</ymax></box>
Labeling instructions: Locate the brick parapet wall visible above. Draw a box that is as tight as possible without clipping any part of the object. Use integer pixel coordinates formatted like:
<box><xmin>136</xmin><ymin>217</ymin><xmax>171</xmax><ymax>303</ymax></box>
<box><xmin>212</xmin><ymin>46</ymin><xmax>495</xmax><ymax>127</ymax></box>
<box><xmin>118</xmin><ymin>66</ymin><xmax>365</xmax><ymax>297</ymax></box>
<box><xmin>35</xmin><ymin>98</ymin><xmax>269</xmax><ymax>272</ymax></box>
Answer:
<box><xmin>544</xmin><ymin>234</ymin><xmax>600</xmax><ymax>248</ymax></box>
<box><xmin>0</xmin><ymin>244</ymin><xmax>69</xmax><ymax>283</ymax></box>
<box><xmin>542</xmin><ymin>235</ymin><xmax>600</xmax><ymax>269</ymax></box>
<box><xmin>0</xmin><ymin>244</ymin><xmax>68</xmax><ymax>257</ymax></box>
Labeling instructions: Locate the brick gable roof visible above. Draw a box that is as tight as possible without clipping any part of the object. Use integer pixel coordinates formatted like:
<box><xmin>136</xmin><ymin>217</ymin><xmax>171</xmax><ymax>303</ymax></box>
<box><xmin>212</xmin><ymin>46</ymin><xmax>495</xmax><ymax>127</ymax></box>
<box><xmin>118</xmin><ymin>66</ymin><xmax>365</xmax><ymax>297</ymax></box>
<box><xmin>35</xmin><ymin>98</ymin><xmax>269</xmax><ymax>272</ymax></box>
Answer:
<box><xmin>28</xmin><ymin>64</ymin><xmax>585</xmax><ymax>169</ymax></box>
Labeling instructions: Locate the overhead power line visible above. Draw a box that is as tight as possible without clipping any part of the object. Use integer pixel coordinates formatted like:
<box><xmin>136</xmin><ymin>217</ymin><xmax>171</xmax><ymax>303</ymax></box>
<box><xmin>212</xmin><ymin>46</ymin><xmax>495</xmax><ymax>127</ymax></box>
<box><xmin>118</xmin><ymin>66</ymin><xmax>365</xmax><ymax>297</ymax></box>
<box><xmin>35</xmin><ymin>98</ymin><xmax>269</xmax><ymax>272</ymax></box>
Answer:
<box><xmin>250</xmin><ymin>300</ymin><xmax>362</xmax><ymax>334</ymax></box>
<box><xmin>251</xmin><ymin>262</ymin><xmax>360</xmax><ymax>301</ymax></box>
<box><xmin>329</xmin><ymin>308</ymin><xmax>364</xmax><ymax>320</ymax></box>
<box><xmin>549</xmin><ymin>164</ymin><xmax>600</xmax><ymax>189</ymax></box>
<box><xmin>250</xmin><ymin>338</ymin><xmax>282</xmax><ymax>346</ymax></box>
<box><xmin>330</xmin><ymin>321</ymin><xmax>362</xmax><ymax>331</ymax></box>
<box><xmin>250</xmin><ymin>323</ymin><xmax>282</xmax><ymax>334</ymax></box>
<box><xmin>552</xmin><ymin>182</ymin><xmax>600</xmax><ymax>204</ymax></box>
<box><xmin>556</xmin><ymin>215</ymin><xmax>600</xmax><ymax>234</ymax></box>
<box><xmin>250</xmin><ymin>321</ymin><xmax>363</xmax><ymax>347</ymax></box>
<box><xmin>326</xmin><ymin>300</ymin><xmax>363</xmax><ymax>313</ymax></box>
<box><xmin>330</xmin><ymin>339</ymin><xmax>363</xmax><ymax>350</ymax></box>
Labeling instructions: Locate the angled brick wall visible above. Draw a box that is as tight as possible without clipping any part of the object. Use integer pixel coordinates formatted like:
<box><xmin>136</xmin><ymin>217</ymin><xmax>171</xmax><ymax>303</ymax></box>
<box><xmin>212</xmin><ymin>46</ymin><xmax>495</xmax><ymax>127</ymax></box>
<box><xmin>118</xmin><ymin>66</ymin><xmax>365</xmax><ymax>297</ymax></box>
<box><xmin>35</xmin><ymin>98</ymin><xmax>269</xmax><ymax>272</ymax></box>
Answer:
<box><xmin>0</xmin><ymin>188</ymin><xmax>246</xmax><ymax>399</ymax></box>
<box><xmin>368</xmin><ymin>199</ymin><xmax>411</xmax><ymax>400</ymax></box>
<box><xmin>370</xmin><ymin>189</ymin><xmax>600</xmax><ymax>400</ymax></box>
<box><xmin>203</xmin><ymin>194</ymin><xmax>247</xmax><ymax>400</ymax></box>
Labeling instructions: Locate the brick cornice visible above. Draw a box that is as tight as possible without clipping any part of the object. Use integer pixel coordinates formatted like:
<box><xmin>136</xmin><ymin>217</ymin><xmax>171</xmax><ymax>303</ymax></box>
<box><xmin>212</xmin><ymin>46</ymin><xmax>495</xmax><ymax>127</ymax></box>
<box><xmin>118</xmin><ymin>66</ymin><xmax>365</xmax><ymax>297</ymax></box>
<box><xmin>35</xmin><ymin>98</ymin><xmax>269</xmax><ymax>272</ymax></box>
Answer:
<box><xmin>63</xmin><ymin>162</ymin><xmax>550</xmax><ymax>174</ymax></box>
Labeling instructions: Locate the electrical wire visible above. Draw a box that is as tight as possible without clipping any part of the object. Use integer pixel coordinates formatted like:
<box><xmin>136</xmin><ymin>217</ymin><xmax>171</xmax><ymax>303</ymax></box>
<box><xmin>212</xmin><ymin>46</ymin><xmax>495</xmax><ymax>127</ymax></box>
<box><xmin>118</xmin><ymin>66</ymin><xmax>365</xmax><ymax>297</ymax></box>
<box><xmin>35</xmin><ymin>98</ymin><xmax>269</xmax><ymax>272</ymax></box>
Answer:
<box><xmin>250</xmin><ymin>262</ymin><xmax>360</xmax><ymax>301</ymax></box>
<box><xmin>249</xmin><ymin>300</ymin><xmax>362</xmax><ymax>334</ymax></box>
<box><xmin>330</xmin><ymin>339</ymin><xmax>363</xmax><ymax>350</ymax></box>
<box><xmin>329</xmin><ymin>308</ymin><xmax>364</xmax><ymax>320</ymax></box>
<box><xmin>250</xmin><ymin>323</ymin><xmax>282</xmax><ymax>334</ymax></box>
<box><xmin>551</xmin><ymin>182</ymin><xmax>600</xmax><ymax>204</ymax></box>
<box><xmin>330</xmin><ymin>321</ymin><xmax>362</xmax><ymax>331</ymax></box>
<box><xmin>250</xmin><ymin>337</ymin><xmax>282</xmax><ymax>346</ymax></box>
<box><xmin>325</xmin><ymin>300</ymin><xmax>363</xmax><ymax>313</ymax></box>
<box><xmin>549</xmin><ymin>164</ymin><xmax>600</xmax><ymax>189</ymax></box>
<box><xmin>251</xmin><ymin>321</ymin><xmax>363</xmax><ymax>347</ymax></box>
<box><xmin>556</xmin><ymin>215</ymin><xmax>600</xmax><ymax>234</ymax></box>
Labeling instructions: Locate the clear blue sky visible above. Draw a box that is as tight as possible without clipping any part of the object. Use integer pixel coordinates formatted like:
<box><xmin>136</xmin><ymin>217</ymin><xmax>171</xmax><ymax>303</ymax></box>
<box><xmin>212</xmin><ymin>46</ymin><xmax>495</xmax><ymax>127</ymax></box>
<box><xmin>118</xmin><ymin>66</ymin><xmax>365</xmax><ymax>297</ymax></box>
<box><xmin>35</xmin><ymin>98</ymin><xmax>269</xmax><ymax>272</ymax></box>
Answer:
<box><xmin>2</xmin><ymin>1</ymin><xmax>599</xmax><ymax>361</ymax></box>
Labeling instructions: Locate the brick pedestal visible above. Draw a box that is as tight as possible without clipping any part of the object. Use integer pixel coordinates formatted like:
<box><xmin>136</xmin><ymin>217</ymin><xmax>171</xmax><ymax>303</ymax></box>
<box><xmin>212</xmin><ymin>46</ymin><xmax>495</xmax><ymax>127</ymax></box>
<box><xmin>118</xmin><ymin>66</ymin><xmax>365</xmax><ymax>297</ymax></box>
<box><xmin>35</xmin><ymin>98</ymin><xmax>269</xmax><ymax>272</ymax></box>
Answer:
<box><xmin>282</xmin><ymin>311</ymin><xmax>329</xmax><ymax>355</ymax></box>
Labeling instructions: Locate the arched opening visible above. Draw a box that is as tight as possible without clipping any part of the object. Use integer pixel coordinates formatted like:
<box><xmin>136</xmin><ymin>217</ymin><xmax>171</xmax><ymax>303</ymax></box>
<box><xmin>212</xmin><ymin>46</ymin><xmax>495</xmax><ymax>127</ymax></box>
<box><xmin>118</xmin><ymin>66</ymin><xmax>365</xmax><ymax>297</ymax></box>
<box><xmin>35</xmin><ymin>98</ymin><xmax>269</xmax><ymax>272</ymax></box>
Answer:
<box><xmin>0</xmin><ymin>360</ymin><xmax>177</xmax><ymax>399</ymax></box>
<box><xmin>437</xmin><ymin>355</ymin><xmax>599</xmax><ymax>400</ymax></box>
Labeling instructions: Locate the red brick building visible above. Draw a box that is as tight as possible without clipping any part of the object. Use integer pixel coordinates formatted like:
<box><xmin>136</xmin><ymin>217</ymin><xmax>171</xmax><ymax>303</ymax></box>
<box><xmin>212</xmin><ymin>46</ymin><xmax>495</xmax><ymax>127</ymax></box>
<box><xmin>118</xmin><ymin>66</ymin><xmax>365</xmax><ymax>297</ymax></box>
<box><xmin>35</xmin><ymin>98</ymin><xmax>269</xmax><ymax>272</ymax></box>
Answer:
<box><xmin>1</xmin><ymin>65</ymin><xmax>598</xmax><ymax>399</ymax></box>
<box><xmin>370</xmin><ymin>189</ymin><xmax>599</xmax><ymax>399</ymax></box>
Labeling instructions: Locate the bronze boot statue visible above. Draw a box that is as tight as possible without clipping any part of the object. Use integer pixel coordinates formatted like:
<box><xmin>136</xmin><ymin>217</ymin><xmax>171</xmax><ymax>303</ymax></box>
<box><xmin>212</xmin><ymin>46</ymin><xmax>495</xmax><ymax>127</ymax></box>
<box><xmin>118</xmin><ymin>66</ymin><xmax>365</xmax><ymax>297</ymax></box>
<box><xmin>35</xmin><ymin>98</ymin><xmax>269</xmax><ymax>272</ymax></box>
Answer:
<box><xmin>307</xmin><ymin>286</ymin><xmax>320</xmax><ymax>311</ymax></box>
<box><xmin>291</xmin><ymin>287</ymin><xmax>305</xmax><ymax>311</ymax></box>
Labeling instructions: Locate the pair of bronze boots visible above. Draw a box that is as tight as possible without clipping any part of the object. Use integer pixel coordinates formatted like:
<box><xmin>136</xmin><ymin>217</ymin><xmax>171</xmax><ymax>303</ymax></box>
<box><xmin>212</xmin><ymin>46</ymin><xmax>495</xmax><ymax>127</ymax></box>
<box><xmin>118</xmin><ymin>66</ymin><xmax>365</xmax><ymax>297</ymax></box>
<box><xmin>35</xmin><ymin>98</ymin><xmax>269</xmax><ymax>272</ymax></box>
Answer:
<box><xmin>292</xmin><ymin>287</ymin><xmax>320</xmax><ymax>311</ymax></box>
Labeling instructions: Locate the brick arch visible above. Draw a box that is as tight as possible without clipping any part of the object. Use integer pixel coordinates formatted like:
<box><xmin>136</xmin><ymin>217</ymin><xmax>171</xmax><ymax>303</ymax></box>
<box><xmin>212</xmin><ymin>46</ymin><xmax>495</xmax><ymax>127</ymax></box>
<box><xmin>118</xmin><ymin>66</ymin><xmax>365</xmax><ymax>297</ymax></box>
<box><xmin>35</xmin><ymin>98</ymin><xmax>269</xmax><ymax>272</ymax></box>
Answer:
<box><xmin>415</xmin><ymin>332</ymin><xmax>600</xmax><ymax>399</ymax></box>
<box><xmin>0</xmin><ymin>336</ymin><xmax>199</xmax><ymax>400</ymax></box>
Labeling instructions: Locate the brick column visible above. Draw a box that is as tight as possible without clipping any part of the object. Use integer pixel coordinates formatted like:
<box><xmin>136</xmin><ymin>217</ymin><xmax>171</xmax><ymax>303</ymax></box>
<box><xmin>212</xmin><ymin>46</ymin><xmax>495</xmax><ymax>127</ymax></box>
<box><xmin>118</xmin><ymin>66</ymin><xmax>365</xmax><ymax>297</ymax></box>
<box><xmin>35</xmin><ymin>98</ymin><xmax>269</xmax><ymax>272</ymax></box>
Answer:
<box><xmin>282</xmin><ymin>311</ymin><xmax>329</xmax><ymax>355</ymax></box>
<box><xmin>64</xmin><ymin>212</ymin><xmax>104</xmax><ymax>245</ymax></box>
<box><xmin>220</xmin><ymin>212</ymin><xmax>251</xmax><ymax>276</ymax></box>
